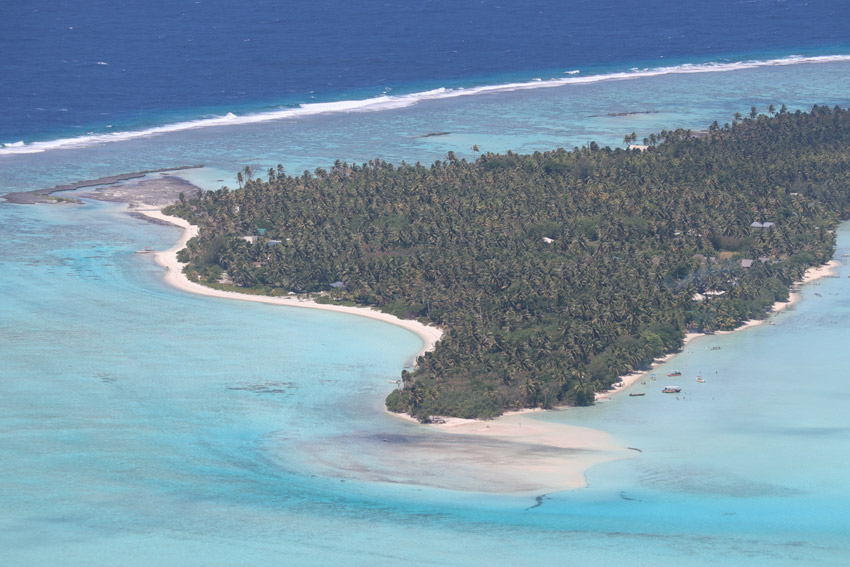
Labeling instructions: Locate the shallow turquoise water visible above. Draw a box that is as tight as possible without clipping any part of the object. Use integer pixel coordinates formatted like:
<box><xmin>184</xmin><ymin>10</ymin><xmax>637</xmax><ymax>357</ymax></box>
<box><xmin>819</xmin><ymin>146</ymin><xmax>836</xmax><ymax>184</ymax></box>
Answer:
<box><xmin>2</xmin><ymin>61</ymin><xmax>850</xmax><ymax>565</ymax></box>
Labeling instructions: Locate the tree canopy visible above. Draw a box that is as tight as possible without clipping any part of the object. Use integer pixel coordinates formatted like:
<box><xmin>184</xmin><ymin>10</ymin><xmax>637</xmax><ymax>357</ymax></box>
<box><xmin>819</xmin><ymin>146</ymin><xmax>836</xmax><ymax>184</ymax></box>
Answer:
<box><xmin>166</xmin><ymin>105</ymin><xmax>850</xmax><ymax>420</ymax></box>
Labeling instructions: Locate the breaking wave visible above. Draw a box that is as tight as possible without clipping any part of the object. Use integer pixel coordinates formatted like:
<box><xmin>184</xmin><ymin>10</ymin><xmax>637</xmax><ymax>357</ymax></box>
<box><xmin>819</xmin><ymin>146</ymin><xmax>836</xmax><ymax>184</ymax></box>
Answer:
<box><xmin>3</xmin><ymin>53</ymin><xmax>850</xmax><ymax>156</ymax></box>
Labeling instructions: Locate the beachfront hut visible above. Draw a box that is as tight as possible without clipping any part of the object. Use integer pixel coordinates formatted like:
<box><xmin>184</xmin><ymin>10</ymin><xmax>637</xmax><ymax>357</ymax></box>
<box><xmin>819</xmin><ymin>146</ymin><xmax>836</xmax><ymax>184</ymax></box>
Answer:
<box><xmin>693</xmin><ymin>290</ymin><xmax>726</xmax><ymax>302</ymax></box>
<box><xmin>750</xmin><ymin>221</ymin><xmax>775</xmax><ymax>229</ymax></box>
<box><xmin>268</xmin><ymin>240</ymin><xmax>282</xmax><ymax>245</ymax></box>
<box><xmin>241</xmin><ymin>235</ymin><xmax>258</xmax><ymax>243</ymax></box>
<box><xmin>330</xmin><ymin>281</ymin><xmax>345</xmax><ymax>289</ymax></box>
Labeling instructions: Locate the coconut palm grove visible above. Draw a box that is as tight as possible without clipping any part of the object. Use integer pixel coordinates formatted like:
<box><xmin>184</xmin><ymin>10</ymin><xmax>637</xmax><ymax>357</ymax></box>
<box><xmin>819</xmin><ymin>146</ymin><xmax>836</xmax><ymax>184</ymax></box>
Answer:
<box><xmin>166</xmin><ymin>106</ymin><xmax>850</xmax><ymax>420</ymax></box>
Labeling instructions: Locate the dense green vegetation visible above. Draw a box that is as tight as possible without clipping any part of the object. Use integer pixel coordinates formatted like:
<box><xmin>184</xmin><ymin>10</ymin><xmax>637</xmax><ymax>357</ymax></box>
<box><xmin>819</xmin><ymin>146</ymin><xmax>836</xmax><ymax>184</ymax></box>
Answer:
<box><xmin>165</xmin><ymin>106</ymin><xmax>850</xmax><ymax>421</ymax></box>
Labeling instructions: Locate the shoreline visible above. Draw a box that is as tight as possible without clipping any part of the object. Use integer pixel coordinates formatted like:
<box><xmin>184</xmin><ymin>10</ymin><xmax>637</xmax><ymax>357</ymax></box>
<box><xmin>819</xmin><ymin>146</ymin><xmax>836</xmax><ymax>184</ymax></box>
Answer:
<box><xmin>596</xmin><ymin>259</ymin><xmax>841</xmax><ymax>399</ymax></box>
<box><xmin>137</xmin><ymin>207</ymin><xmax>442</xmax><ymax>361</ymax></box>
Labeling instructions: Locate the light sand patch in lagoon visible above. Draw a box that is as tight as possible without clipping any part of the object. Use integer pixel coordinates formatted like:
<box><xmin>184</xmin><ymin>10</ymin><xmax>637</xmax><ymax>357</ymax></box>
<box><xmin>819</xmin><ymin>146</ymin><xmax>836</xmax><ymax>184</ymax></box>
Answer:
<box><xmin>134</xmin><ymin>203</ymin><xmax>843</xmax><ymax>494</ymax></box>
<box><xmin>333</xmin><ymin>411</ymin><xmax>632</xmax><ymax>493</ymax></box>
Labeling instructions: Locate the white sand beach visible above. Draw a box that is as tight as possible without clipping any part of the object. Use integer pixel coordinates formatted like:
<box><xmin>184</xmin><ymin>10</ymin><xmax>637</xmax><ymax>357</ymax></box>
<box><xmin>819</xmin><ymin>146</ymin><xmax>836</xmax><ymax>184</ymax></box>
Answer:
<box><xmin>137</xmin><ymin>207</ymin><xmax>442</xmax><ymax>360</ymax></box>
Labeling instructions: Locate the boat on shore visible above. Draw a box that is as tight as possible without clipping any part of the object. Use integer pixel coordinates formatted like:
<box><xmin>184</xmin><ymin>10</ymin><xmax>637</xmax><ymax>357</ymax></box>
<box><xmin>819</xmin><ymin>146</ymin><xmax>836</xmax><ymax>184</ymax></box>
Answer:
<box><xmin>662</xmin><ymin>386</ymin><xmax>682</xmax><ymax>393</ymax></box>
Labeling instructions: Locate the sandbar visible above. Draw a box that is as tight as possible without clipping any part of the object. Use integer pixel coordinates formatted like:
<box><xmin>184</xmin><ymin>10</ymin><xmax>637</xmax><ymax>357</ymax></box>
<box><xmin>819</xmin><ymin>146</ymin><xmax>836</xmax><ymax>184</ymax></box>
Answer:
<box><xmin>324</xmin><ymin>411</ymin><xmax>632</xmax><ymax>493</ymax></box>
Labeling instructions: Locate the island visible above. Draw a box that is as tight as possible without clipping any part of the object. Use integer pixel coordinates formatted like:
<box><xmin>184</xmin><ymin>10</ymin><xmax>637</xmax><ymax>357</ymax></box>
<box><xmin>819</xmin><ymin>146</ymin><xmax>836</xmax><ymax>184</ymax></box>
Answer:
<box><xmin>163</xmin><ymin>105</ymin><xmax>850</xmax><ymax>421</ymax></box>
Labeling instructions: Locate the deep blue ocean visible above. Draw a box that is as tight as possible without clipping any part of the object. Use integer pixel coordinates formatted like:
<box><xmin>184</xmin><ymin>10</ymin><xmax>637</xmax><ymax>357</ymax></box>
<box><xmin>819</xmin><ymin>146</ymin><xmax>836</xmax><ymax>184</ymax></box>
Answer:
<box><xmin>3</xmin><ymin>2</ymin><xmax>850</xmax><ymax>566</ymax></box>
<box><xmin>2</xmin><ymin>0</ymin><xmax>849</xmax><ymax>145</ymax></box>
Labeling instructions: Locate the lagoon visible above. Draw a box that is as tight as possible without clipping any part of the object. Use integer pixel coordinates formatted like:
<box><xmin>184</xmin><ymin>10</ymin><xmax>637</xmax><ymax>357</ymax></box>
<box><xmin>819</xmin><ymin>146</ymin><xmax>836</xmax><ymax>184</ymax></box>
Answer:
<box><xmin>2</xmin><ymin>59</ymin><xmax>850</xmax><ymax>566</ymax></box>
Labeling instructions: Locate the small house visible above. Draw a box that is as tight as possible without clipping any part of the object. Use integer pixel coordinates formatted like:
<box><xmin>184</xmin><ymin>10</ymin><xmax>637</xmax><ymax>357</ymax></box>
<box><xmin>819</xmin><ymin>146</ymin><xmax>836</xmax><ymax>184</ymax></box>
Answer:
<box><xmin>693</xmin><ymin>290</ymin><xmax>726</xmax><ymax>302</ymax></box>
<box><xmin>741</xmin><ymin>259</ymin><xmax>754</xmax><ymax>269</ymax></box>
